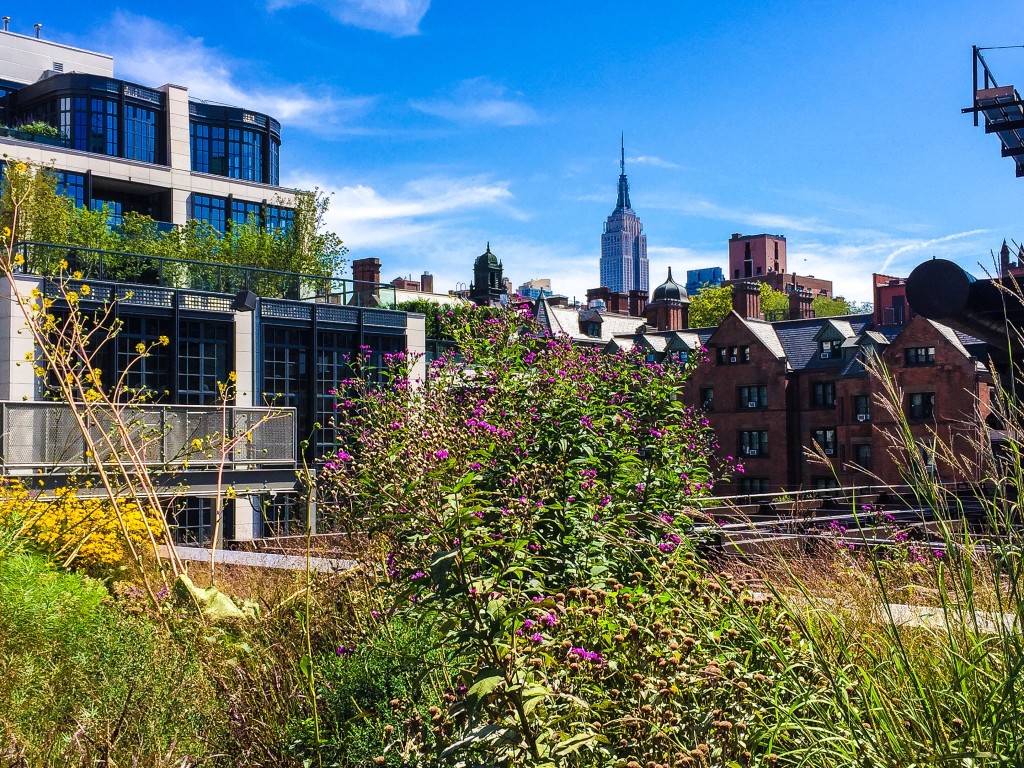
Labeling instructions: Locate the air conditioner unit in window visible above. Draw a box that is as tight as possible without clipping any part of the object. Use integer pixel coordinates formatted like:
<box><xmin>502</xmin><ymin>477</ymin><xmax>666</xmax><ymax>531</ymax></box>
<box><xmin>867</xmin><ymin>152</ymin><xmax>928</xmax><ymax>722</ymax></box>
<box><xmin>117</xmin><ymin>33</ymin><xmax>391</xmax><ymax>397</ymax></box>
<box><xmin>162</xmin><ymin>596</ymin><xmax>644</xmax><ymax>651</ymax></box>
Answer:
<box><xmin>821</xmin><ymin>352</ymin><xmax>831</xmax><ymax>359</ymax></box>
<box><xmin>729</xmin><ymin>356</ymin><xmax>737</xmax><ymax>363</ymax></box>
<box><xmin>746</xmin><ymin>449</ymin><xmax>758</xmax><ymax>456</ymax></box>
<box><xmin>824</xmin><ymin>448</ymin><xmax>835</xmax><ymax>455</ymax></box>
<box><xmin>857</xmin><ymin>414</ymin><xmax>868</xmax><ymax>422</ymax></box>
<box><xmin>748</xmin><ymin>401</ymin><xmax>758</xmax><ymax>408</ymax></box>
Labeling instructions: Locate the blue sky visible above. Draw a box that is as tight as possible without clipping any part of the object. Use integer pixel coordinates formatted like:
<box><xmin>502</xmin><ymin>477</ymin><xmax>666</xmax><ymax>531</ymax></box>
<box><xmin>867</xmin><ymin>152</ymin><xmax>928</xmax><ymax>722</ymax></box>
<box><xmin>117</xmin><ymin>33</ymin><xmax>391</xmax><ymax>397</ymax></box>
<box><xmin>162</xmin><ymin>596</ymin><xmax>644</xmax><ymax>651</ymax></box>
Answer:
<box><xmin>16</xmin><ymin>1</ymin><xmax>1024</xmax><ymax>301</ymax></box>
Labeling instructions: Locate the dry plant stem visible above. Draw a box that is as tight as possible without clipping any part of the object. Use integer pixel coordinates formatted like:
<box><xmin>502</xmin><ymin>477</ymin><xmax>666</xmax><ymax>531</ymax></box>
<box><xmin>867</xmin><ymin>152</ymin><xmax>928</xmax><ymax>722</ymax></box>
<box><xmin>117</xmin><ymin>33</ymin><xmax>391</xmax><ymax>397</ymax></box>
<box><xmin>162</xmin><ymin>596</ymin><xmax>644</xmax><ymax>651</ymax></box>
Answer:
<box><xmin>0</xmin><ymin>188</ymin><xmax>181</xmax><ymax>609</ymax></box>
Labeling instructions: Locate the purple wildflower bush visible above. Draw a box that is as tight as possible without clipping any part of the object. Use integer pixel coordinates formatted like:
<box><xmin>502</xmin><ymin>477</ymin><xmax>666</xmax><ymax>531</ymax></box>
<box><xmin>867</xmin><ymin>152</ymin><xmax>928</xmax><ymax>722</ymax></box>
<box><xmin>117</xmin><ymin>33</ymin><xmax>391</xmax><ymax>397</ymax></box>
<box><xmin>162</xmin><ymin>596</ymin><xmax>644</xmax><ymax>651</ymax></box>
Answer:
<box><xmin>313</xmin><ymin>307</ymin><xmax>819</xmax><ymax>766</ymax></box>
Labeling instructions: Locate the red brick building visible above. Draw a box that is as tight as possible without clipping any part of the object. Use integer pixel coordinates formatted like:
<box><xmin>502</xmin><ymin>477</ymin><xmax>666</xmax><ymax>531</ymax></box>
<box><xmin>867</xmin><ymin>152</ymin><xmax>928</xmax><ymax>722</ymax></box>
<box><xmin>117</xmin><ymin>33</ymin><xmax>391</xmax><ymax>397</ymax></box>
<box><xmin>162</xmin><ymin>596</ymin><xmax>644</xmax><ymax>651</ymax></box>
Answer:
<box><xmin>684</xmin><ymin>281</ymin><xmax>992</xmax><ymax>494</ymax></box>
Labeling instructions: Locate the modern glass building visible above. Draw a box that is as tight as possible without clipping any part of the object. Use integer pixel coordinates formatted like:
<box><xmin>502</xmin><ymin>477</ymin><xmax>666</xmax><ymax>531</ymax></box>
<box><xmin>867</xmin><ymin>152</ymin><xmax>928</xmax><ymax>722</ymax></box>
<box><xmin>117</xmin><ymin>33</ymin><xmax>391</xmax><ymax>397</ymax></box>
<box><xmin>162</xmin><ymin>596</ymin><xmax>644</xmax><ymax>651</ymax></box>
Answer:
<box><xmin>0</xmin><ymin>28</ymin><xmax>295</xmax><ymax>230</ymax></box>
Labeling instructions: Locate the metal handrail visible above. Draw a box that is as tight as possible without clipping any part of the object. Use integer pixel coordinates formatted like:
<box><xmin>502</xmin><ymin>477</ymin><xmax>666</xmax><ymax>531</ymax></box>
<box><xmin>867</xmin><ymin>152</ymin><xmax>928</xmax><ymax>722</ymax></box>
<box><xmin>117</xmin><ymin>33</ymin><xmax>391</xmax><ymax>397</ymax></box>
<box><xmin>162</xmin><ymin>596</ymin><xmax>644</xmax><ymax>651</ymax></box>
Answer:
<box><xmin>11</xmin><ymin>241</ymin><xmax>398</xmax><ymax>307</ymax></box>
<box><xmin>0</xmin><ymin>401</ymin><xmax>297</xmax><ymax>471</ymax></box>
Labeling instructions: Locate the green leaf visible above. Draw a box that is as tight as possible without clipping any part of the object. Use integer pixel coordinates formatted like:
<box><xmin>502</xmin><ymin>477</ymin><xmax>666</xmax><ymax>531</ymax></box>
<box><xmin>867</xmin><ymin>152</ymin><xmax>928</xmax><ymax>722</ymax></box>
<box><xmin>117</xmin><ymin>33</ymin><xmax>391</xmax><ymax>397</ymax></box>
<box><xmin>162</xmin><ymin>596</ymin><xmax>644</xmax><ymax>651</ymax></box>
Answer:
<box><xmin>467</xmin><ymin>670</ymin><xmax>504</xmax><ymax>699</ymax></box>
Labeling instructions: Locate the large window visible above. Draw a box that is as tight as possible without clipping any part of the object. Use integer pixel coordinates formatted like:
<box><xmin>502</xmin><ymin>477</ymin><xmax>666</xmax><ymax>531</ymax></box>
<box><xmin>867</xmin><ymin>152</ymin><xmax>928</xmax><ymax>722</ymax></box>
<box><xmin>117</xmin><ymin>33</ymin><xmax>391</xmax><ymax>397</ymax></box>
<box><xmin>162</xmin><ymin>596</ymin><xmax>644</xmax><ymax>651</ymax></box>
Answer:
<box><xmin>700</xmin><ymin>387</ymin><xmax>714</xmax><ymax>412</ymax></box>
<box><xmin>315</xmin><ymin>329</ymin><xmax>357</xmax><ymax>456</ymax></box>
<box><xmin>812</xmin><ymin>428</ymin><xmax>836</xmax><ymax>456</ymax></box>
<box><xmin>853</xmin><ymin>443</ymin><xmax>872</xmax><ymax>470</ymax></box>
<box><xmin>739</xmin><ymin>384</ymin><xmax>767</xmax><ymax>409</ymax></box>
<box><xmin>231</xmin><ymin>200</ymin><xmax>261</xmax><ymax>227</ymax></box>
<box><xmin>740</xmin><ymin>430</ymin><xmax>768</xmax><ymax>457</ymax></box>
<box><xmin>87</xmin><ymin>97</ymin><xmax>118</xmax><ymax>156</ymax></box>
<box><xmin>717</xmin><ymin>346</ymin><xmax>750</xmax><ymax>365</ymax></box>
<box><xmin>228</xmin><ymin>128</ymin><xmax>263</xmax><ymax>182</ymax></box>
<box><xmin>191</xmin><ymin>194</ymin><xmax>226</xmax><ymax>232</ymax></box>
<box><xmin>263</xmin><ymin>325</ymin><xmax>310</xmax><ymax>436</ymax></box>
<box><xmin>123</xmin><ymin>104</ymin><xmax>157</xmax><ymax>162</ymax></box>
<box><xmin>259</xmin><ymin>494</ymin><xmax>304</xmax><ymax>537</ymax></box>
<box><xmin>739</xmin><ymin>477</ymin><xmax>770</xmax><ymax>493</ymax></box>
<box><xmin>908</xmin><ymin>392</ymin><xmax>935</xmax><ymax>421</ymax></box>
<box><xmin>117</xmin><ymin>315</ymin><xmax>172</xmax><ymax>399</ymax></box>
<box><xmin>178</xmin><ymin>320</ymin><xmax>231</xmax><ymax>404</ymax></box>
<box><xmin>905</xmin><ymin>347</ymin><xmax>936</xmax><ymax>366</ymax></box>
<box><xmin>854</xmin><ymin>394</ymin><xmax>872</xmax><ymax>422</ymax></box>
<box><xmin>54</xmin><ymin>171</ymin><xmax>85</xmax><ymax>208</ymax></box>
<box><xmin>90</xmin><ymin>198</ymin><xmax>123</xmax><ymax>227</ymax></box>
<box><xmin>812</xmin><ymin>382</ymin><xmax>836</xmax><ymax>407</ymax></box>
<box><xmin>267</xmin><ymin>205</ymin><xmax>293</xmax><ymax>232</ymax></box>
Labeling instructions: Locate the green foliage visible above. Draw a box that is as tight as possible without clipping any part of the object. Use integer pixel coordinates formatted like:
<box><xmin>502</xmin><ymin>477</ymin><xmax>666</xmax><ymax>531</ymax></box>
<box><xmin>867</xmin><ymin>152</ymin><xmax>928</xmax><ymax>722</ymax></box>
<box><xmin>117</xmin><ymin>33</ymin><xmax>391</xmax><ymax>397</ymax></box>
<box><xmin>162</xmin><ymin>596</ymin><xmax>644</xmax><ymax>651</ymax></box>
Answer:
<box><xmin>395</xmin><ymin>299</ymin><xmax>502</xmax><ymax>340</ymax></box>
<box><xmin>0</xmin><ymin>548</ymin><xmax>223</xmax><ymax>765</ymax></box>
<box><xmin>687</xmin><ymin>283</ymin><xmax>733</xmax><ymax>327</ymax></box>
<box><xmin>0</xmin><ymin>159</ymin><xmax>347</xmax><ymax>285</ymax></box>
<box><xmin>760</xmin><ymin>281</ymin><xmax>789</xmax><ymax>319</ymax></box>
<box><xmin>812</xmin><ymin>294</ymin><xmax>853</xmax><ymax>317</ymax></box>
<box><xmin>298</xmin><ymin>618</ymin><xmax>450</xmax><ymax>767</ymax></box>
<box><xmin>15</xmin><ymin>121</ymin><xmax>60</xmax><ymax>138</ymax></box>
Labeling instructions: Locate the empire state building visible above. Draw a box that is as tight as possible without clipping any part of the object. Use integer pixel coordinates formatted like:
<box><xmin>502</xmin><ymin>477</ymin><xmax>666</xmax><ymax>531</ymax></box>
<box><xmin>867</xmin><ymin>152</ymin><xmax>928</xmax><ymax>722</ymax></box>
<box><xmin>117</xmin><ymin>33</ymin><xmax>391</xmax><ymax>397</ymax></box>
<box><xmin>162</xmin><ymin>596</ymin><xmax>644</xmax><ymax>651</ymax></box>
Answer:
<box><xmin>599</xmin><ymin>138</ymin><xmax>649</xmax><ymax>294</ymax></box>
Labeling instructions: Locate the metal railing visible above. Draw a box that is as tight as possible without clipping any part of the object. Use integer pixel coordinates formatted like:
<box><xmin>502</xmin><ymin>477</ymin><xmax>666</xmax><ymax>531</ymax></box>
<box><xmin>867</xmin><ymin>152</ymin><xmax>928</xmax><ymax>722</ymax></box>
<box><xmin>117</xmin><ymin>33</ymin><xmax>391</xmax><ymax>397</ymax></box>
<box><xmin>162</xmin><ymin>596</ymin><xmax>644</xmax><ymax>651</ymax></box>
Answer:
<box><xmin>12</xmin><ymin>241</ymin><xmax>397</xmax><ymax>307</ymax></box>
<box><xmin>0</xmin><ymin>401</ymin><xmax>296</xmax><ymax>471</ymax></box>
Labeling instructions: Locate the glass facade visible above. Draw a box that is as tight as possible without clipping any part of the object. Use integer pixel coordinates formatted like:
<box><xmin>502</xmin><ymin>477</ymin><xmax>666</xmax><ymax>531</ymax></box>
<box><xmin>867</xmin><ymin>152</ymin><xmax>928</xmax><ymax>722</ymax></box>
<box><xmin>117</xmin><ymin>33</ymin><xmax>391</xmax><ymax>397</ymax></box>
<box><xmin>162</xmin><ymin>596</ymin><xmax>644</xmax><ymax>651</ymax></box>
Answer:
<box><xmin>191</xmin><ymin>194</ymin><xmax>226</xmax><ymax>232</ymax></box>
<box><xmin>90</xmin><ymin>198</ymin><xmax>123</xmax><ymax>227</ymax></box>
<box><xmin>123</xmin><ymin>104</ymin><xmax>157</xmax><ymax>162</ymax></box>
<box><xmin>231</xmin><ymin>200</ymin><xmax>261</xmax><ymax>227</ymax></box>
<box><xmin>54</xmin><ymin>171</ymin><xmax>85</xmax><ymax>208</ymax></box>
<box><xmin>267</xmin><ymin>204</ymin><xmax>294</xmax><ymax>232</ymax></box>
<box><xmin>189</xmin><ymin>103</ymin><xmax>280</xmax><ymax>185</ymax></box>
<box><xmin>178</xmin><ymin>320</ymin><xmax>232</xmax><ymax>404</ymax></box>
<box><xmin>117</xmin><ymin>315</ymin><xmax>173</xmax><ymax>398</ymax></box>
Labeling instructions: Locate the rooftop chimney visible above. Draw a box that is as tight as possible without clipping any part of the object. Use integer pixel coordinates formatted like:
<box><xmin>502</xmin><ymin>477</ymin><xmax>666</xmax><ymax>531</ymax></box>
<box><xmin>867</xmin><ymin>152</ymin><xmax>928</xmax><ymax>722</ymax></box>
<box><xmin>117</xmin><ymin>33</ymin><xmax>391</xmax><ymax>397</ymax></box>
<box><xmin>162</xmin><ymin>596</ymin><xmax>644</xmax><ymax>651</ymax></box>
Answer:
<box><xmin>628</xmin><ymin>289</ymin><xmax>648</xmax><ymax>318</ymax></box>
<box><xmin>420</xmin><ymin>271</ymin><xmax>434</xmax><ymax>293</ymax></box>
<box><xmin>788</xmin><ymin>289</ymin><xmax>814</xmax><ymax>320</ymax></box>
<box><xmin>34</xmin><ymin>22</ymin><xmax>41</xmax><ymax>38</ymax></box>
<box><xmin>731</xmin><ymin>281</ymin><xmax>761</xmax><ymax>320</ymax></box>
<box><xmin>2</xmin><ymin>18</ymin><xmax>10</xmax><ymax>32</ymax></box>
<box><xmin>352</xmin><ymin>257</ymin><xmax>381</xmax><ymax>306</ymax></box>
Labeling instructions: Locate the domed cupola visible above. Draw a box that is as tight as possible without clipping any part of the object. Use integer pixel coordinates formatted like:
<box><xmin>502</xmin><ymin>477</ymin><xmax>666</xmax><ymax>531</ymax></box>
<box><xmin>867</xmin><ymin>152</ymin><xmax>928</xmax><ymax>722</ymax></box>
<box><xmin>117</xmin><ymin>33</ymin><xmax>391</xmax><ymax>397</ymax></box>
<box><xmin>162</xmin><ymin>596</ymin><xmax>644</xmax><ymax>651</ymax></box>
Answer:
<box><xmin>470</xmin><ymin>242</ymin><xmax>505</xmax><ymax>306</ymax></box>
<box><xmin>645</xmin><ymin>267</ymin><xmax>690</xmax><ymax>331</ymax></box>
<box><xmin>651</xmin><ymin>267</ymin><xmax>688</xmax><ymax>304</ymax></box>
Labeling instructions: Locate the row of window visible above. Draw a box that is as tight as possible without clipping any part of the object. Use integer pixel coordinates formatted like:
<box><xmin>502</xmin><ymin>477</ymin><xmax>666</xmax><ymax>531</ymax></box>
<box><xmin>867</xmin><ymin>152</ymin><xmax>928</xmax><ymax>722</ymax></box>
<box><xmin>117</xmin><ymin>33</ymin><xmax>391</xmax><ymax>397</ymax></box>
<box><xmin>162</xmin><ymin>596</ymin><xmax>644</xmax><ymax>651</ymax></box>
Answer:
<box><xmin>190</xmin><ymin>123</ymin><xmax>277</xmax><ymax>184</ymax></box>
<box><xmin>699</xmin><ymin>385</ymin><xmax>874</xmax><ymax>418</ymax></box>
<box><xmin>190</xmin><ymin>194</ymin><xmax>294</xmax><ymax>233</ymax></box>
<box><xmin>737</xmin><ymin>429</ymin><xmax>872</xmax><ymax>467</ymax></box>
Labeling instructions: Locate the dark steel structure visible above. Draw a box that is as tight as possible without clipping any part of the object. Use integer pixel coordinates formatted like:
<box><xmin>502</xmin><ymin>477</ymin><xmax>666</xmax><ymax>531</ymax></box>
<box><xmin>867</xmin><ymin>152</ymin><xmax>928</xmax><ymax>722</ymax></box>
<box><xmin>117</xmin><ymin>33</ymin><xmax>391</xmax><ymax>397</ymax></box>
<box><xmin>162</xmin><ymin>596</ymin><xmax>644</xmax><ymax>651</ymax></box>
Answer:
<box><xmin>964</xmin><ymin>45</ymin><xmax>1024</xmax><ymax>177</ymax></box>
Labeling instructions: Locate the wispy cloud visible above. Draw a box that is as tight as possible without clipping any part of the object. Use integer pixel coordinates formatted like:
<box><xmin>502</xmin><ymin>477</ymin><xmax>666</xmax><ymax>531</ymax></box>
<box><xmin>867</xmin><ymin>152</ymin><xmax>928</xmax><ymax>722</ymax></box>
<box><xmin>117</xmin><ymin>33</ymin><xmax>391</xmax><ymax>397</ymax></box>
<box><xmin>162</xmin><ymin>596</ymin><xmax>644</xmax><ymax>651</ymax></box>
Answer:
<box><xmin>411</xmin><ymin>77</ymin><xmax>540</xmax><ymax>126</ymax></box>
<box><xmin>267</xmin><ymin>0</ymin><xmax>430</xmax><ymax>36</ymax></box>
<box><xmin>283</xmin><ymin>171</ymin><xmax>523</xmax><ymax>250</ymax></box>
<box><xmin>628</xmin><ymin>155</ymin><xmax>680</xmax><ymax>169</ymax></box>
<box><xmin>879</xmin><ymin>229</ymin><xmax>990</xmax><ymax>272</ymax></box>
<box><xmin>99</xmin><ymin>12</ymin><xmax>375</xmax><ymax>136</ymax></box>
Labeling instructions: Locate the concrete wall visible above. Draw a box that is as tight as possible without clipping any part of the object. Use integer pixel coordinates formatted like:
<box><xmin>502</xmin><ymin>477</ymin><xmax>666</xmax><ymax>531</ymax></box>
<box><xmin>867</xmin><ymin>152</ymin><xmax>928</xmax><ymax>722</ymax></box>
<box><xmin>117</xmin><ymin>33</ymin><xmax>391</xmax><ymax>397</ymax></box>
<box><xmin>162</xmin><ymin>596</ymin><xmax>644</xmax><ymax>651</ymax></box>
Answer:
<box><xmin>0</xmin><ymin>30</ymin><xmax>112</xmax><ymax>85</ymax></box>
<box><xmin>0</xmin><ymin>276</ymin><xmax>39</xmax><ymax>401</ymax></box>
<box><xmin>406</xmin><ymin>312</ymin><xmax>427</xmax><ymax>386</ymax></box>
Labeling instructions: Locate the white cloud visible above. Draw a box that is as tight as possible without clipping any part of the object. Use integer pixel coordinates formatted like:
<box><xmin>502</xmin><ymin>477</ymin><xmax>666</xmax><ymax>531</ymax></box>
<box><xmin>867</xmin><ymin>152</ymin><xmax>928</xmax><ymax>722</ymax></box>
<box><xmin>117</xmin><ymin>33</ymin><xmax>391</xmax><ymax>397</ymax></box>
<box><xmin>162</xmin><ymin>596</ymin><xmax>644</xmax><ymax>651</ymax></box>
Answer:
<box><xmin>411</xmin><ymin>77</ymin><xmax>539</xmax><ymax>126</ymax></box>
<box><xmin>282</xmin><ymin>171</ymin><xmax>522</xmax><ymax>251</ymax></box>
<box><xmin>628</xmin><ymin>155</ymin><xmax>680</xmax><ymax>169</ymax></box>
<box><xmin>267</xmin><ymin>0</ymin><xmax>430</xmax><ymax>36</ymax></box>
<box><xmin>100</xmin><ymin>13</ymin><xmax>375</xmax><ymax>136</ymax></box>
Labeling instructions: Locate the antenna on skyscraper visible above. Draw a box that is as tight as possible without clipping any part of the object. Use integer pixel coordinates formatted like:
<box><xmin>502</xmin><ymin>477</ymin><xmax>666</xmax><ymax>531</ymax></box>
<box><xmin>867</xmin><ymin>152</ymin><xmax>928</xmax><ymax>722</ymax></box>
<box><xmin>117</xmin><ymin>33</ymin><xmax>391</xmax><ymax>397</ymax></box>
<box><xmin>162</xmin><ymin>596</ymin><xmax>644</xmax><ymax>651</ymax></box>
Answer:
<box><xmin>620</xmin><ymin>133</ymin><xmax>625</xmax><ymax>175</ymax></box>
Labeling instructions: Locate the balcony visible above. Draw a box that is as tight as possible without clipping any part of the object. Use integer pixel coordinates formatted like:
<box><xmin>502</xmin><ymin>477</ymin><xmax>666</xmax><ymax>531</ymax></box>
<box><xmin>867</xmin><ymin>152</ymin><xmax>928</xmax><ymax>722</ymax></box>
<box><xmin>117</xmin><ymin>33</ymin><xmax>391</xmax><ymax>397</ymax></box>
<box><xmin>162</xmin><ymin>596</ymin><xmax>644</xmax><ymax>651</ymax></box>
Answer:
<box><xmin>0</xmin><ymin>126</ymin><xmax>70</xmax><ymax>148</ymax></box>
<box><xmin>0</xmin><ymin>402</ymin><xmax>296</xmax><ymax>488</ymax></box>
<box><xmin>12</xmin><ymin>241</ymin><xmax>397</xmax><ymax>306</ymax></box>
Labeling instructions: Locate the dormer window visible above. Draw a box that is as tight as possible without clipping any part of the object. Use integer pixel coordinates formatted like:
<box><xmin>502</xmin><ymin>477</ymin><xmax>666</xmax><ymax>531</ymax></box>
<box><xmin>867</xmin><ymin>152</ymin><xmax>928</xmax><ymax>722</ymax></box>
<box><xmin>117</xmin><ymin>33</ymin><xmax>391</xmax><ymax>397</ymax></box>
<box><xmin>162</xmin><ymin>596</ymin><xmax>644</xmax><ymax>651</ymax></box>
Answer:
<box><xmin>716</xmin><ymin>346</ymin><xmax>750</xmax><ymax>364</ymax></box>
<box><xmin>819</xmin><ymin>340</ymin><xmax>840</xmax><ymax>357</ymax></box>
<box><xmin>585</xmin><ymin>322</ymin><xmax>601</xmax><ymax>338</ymax></box>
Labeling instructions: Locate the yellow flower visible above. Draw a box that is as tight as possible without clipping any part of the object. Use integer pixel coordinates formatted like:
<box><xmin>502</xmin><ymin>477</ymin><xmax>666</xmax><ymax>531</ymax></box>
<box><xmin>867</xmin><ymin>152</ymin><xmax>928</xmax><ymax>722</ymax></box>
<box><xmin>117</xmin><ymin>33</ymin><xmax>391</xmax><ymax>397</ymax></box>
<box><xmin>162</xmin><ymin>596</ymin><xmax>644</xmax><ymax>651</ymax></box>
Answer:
<box><xmin>191</xmin><ymin>438</ymin><xmax>204</xmax><ymax>450</ymax></box>
<box><xmin>79</xmin><ymin>283</ymin><xmax>90</xmax><ymax>296</ymax></box>
<box><xmin>135</xmin><ymin>342</ymin><xmax>146</xmax><ymax>355</ymax></box>
<box><xmin>158</xmin><ymin>335</ymin><xmax>170</xmax><ymax>347</ymax></box>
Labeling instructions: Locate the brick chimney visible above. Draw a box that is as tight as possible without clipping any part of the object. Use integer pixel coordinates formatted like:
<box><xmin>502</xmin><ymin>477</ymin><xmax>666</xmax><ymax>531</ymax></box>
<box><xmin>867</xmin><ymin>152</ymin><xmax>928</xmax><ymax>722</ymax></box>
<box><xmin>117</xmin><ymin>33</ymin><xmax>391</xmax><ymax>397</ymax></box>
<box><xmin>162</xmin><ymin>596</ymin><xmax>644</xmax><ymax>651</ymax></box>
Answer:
<box><xmin>586</xmin><ymin>287</ymin><xmax>611</xmax><ymax>306</ymax></box>
<box><xmin>731</xmin><ymin>281</ymin><xmax>761</xmax><ymax>320</ymax></box>
<box><xmin>420</xmin><ymin>271</ymin><xmax>434</xmax><ymax>293</ymax></box>
<box><xmin>788</xmin><ymin>289</ymin><xmax>814</xmax><ymax>320</ymax></box>
<box><xmin>607</xmin><ymin>292</ymin><xmax>629</xmax><ymax>314</ymax></box>
<box><xmin>352</xmin><ymin>257</ymin><xmax>381</xmax><ymax>306</ymax></box>
<box><xmin>629</xmin><ymin>289</ymin><xmax>648</xmax><ymax>318</ymax></box>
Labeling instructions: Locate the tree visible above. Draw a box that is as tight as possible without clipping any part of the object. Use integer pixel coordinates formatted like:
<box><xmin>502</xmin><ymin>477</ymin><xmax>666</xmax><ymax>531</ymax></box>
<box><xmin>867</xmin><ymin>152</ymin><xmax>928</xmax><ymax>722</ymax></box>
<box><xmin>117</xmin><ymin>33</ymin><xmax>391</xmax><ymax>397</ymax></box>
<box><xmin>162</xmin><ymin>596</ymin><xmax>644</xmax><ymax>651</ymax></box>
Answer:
<box><xmin>687</xmin><ymin>284</ymin><xmax>733</xmax><ymax>327</ymax></box>
<box><xmin>760</xmin><ymin>282</ymin><xmax>789</xmax><ymax>320</ymax></box>
<box><xmin>0</xmin><ymin>159</ymin><xmax>347</xmax><ymax>283</ymax></box>
<box><xmin>813</xmin><ymin>295</ymin><xmax>853</xmax><ymax>317</ymax></box>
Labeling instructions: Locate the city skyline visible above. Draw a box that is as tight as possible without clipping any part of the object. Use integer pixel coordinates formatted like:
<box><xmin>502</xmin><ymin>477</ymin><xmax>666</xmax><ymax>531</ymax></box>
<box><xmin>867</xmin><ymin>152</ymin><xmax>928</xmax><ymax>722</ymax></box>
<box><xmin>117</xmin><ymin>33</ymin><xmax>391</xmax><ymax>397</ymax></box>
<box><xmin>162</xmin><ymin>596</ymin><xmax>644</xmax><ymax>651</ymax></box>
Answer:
<box><xmin>8</xmin><ymin>2</ymin><xmax>1024</xmax><ymax>302</ymax></box>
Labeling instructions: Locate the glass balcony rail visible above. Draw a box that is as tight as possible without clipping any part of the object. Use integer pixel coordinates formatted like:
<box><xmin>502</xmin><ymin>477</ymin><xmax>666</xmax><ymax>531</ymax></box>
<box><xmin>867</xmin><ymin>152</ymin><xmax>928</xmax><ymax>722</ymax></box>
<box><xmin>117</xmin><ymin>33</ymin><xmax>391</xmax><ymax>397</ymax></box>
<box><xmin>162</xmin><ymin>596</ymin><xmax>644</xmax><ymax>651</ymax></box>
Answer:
<box><xmin>11</xmin><ymin>241</ymin><xmax>397</xmax><ymax>307</ymax></box>
<box><xmin>0</xmin><ymin>401</ymin><xmax>296</xmax><ymax>471</ymax></box>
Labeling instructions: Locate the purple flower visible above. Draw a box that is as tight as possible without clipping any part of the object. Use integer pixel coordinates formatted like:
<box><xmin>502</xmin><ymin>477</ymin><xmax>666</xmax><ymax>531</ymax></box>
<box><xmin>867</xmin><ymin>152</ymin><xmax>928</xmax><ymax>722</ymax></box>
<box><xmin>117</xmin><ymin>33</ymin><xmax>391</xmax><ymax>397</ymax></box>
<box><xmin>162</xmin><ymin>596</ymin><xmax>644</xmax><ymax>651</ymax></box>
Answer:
<box><xmin>530</xmin><ymin>633</ymin><xmax>544</xmax><ymax>643</ymax></box>
<box><xmin>569</xmin><ymin>647</ymin><xmax>603</xmax><ymax>664</ymax></box>
<box><xmin>434</xmin><ymin>449</ymin><xmax>449</xmax><ymax>460</ymax></box>
<box><xmin>336</xmin><ymin>645</ymin><xmax>354</xmax><ymax>657</ymax></box>
<box><xmin>410</xmin><ymin>571</ymin><xmax>427</xmax><ymax>581</ymax></box>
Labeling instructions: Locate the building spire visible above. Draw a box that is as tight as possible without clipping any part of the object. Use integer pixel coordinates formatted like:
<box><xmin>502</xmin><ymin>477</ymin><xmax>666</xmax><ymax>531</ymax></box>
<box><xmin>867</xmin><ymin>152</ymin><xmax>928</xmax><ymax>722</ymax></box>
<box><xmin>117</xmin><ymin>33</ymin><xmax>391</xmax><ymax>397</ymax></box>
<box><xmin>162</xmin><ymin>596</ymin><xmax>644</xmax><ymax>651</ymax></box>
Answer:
<box><xmin>616</xmin><ymin>134</ymin><xmax>631</xmax><ymax>211</ymax></box>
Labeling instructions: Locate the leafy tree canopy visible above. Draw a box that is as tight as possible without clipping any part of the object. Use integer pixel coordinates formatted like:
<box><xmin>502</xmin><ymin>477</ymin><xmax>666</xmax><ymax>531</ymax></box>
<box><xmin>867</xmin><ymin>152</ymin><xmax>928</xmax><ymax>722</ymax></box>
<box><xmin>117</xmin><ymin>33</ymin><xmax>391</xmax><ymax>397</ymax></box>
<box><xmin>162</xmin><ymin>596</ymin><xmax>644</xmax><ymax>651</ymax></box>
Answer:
<box><xmin>812</xmin><ymin>294</ymin><xmax>853</xmax><ymax>317</ymax></box>
<box><xmin>0</xmin><ymin>159</ymin><xmax>346</xmax><ymax>279</ymax></box>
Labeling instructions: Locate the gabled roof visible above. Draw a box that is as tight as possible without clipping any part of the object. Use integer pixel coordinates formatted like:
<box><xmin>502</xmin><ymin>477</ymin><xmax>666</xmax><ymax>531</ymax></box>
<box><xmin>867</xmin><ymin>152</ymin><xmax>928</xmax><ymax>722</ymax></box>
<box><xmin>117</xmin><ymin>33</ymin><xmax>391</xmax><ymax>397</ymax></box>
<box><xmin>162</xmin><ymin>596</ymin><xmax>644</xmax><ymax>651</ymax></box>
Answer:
<box><xmin>813</xmin><ymin>318</ymin><xmax>856</xmax><ymax>342</ymax></box>
<box><xmin>534</xmin><ymin>298</ymin><xmax>645</xmax><ymax>344</ymax></box>
<box><xmin>744</xmin><ymin>319</ymin><xmax>788</xmax><ymax>361</ymax></box>
<box><xmin>771</xmin><ymin>313</ymin><xmax>873</xmax><ymax>371</ymax></box>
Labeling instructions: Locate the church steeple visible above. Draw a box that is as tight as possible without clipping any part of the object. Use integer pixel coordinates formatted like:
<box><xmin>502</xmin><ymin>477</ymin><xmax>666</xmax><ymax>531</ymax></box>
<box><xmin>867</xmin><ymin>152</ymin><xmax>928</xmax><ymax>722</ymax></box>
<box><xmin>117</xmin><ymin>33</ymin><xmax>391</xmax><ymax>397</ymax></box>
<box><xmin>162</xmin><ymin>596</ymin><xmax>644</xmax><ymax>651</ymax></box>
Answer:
<box><xmin>616</xmin><ymin>133</ymin><xmax>631</xmax><ymax>211</ymax></box>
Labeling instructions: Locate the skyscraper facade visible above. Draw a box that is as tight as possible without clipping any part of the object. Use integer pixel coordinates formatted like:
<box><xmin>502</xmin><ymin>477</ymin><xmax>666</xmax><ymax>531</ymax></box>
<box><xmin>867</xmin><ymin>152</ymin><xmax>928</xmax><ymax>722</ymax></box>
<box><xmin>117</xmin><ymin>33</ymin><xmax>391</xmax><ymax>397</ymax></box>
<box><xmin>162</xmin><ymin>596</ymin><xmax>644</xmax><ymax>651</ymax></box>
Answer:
<box><xmin>600</xmin><ymin>139</ymin><xmax>648</xmax><ymax>294</ymax></box>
